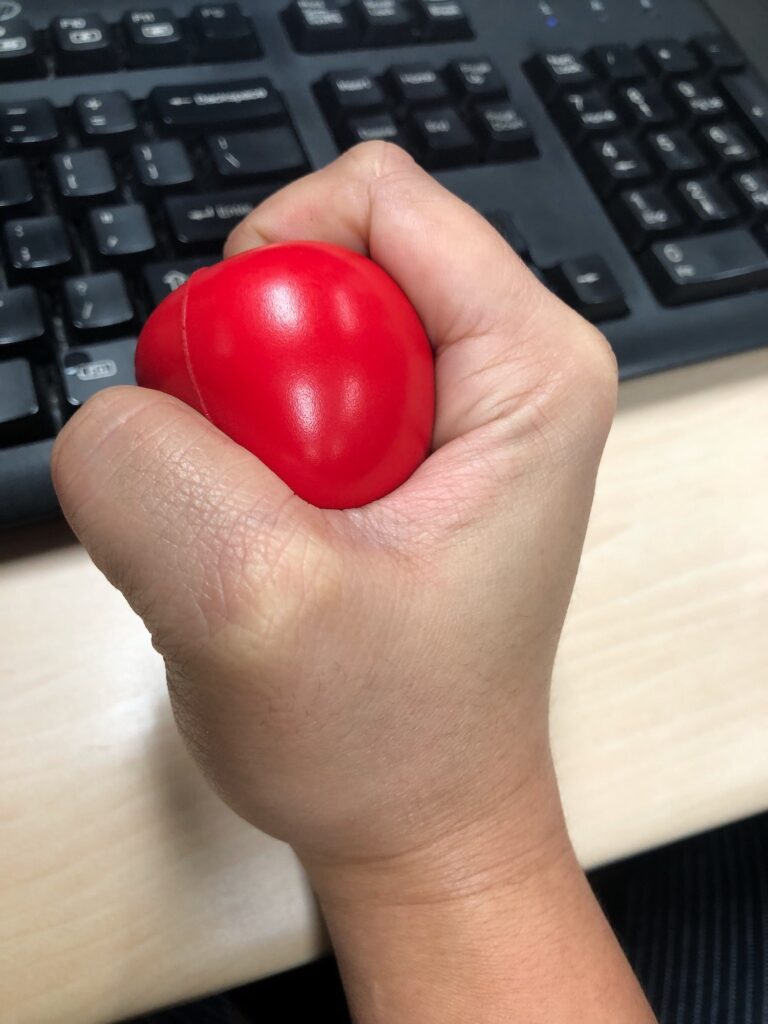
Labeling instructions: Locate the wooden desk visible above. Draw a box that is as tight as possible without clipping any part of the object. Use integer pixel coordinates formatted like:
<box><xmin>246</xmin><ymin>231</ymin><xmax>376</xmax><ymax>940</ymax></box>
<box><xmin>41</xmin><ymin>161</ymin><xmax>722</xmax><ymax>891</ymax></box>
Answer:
<box><xmin>2</xmin><ymin>350</ymin><xmax>767</xmax><ymax>1023</ymax></box>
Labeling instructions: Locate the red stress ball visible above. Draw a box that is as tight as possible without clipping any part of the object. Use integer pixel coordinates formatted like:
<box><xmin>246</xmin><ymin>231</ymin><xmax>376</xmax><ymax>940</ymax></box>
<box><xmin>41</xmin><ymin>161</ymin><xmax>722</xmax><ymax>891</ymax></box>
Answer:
<box><xmin>135</xmin><ymin>242</ymin><xmax>435</xmax><ymax>509</ymax></box>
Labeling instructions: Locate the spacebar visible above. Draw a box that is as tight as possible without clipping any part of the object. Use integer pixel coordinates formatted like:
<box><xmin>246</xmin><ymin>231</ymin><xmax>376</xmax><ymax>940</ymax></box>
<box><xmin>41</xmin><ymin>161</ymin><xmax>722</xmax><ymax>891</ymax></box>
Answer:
<box><xmin>640</xmin><ymin>229</ymin><xmax>768</xmax><ymax>305</ymax></box>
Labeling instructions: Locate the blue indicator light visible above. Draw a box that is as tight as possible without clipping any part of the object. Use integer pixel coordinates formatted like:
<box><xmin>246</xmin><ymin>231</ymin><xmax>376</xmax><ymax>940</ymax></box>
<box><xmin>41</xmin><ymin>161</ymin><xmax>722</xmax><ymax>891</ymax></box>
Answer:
<box><xmin>546</xmin><ymin>14</ymin><xmax>558</xmax><ymax>26</ymax></box>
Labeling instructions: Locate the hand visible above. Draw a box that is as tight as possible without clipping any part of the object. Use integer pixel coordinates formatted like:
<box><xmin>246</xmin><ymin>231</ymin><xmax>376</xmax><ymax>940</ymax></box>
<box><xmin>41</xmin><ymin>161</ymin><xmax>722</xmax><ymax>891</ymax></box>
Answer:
<box><xmin>53</xmin><ymin>143</ymin><xmax>653</xmax><ymax>1022</ymax></box>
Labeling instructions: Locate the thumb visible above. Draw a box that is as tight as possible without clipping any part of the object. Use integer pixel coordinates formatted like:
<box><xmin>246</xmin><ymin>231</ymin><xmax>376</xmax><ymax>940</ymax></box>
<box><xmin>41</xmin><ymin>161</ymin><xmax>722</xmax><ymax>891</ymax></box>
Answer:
<box><xmin>51</xmin><ymin>385</ymin><xmax>314</xmax><ymax>650</ymax></box>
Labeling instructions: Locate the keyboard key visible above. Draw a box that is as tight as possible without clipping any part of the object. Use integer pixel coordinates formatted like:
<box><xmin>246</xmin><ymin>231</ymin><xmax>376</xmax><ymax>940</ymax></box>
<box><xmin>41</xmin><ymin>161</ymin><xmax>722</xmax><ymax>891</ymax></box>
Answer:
<box><xmin>551</xmin><ymin>255</ymin><xmax>628</xmax><ymax>321</ymax></box>
<box><xmin>618</xmin><ymin>83</ymin><xmax>675</xmax><ymax>128</ymax></box>
<box><xmin>0</xmin><ymin>358</ymin><xmax>44</xmax><ymax>445</ymax></box>
<box><xmin>64</xmin><ymin>273</ymin><xmax>134</xmax><ymax>336</ymax></box>
<box><xmin>75</xmin><ymin>92</ymin><xmax>137</xmax><ymax>148</ymax></box>
<box><xmin>0</xmin><ymin>287</ymin><xmax>45</xmax><ymax>349</ymax></box>
<box><xmin>165</xmin><ymin>188</ymin><xmax>272</xmax><ymax>250</ymax></box>
<box><xmin>123</xmin><ymin>8</ymin><xmax>188</xmax><ymax>67</ymax></box>
<box><xmin>283</xmin><ymin>1</ymin><xmax>357</xmax><ymax>53</ymax></box>
<box><xmin>555</xmin><ymin>88</ymin><xmax>622</xmax><ymax>143</ymax></box>
<box><xmin>0</xmin><ymin>158</ymin><xmax>35</xmax><ymax>215</ymax></box>
<box><xmin>209</xmin><ymin>127</ymin><xmax>307</xmax><ymax>181</ymax></box>
<box><xmin>59</xmin><ymin>338</ymin><xmax>137</xmax><ymax>410</ymax></box>
<box><xmin>4</xmin><ymin>216</ymin><xmax>76</xmax><ymax>281</ymax></box>
<box><xmin>445</xmin><ymin>58</ymin><xmax>507</xmax><ymax>104</ymax></box>
<box><xmin>474</xmin><ymin>102</ymin><xmax>537</xmax><ymax>161</ymax></box>
<box><xmin>731</xmin><ymin>169</ymin><xmax>768</xmax><ymax>220</ymax></box>
<box><xmin>669</xmin><ymin>78</ymin><xmax>727</xmax><ymax>120</ymax></box>
<box><xmin>350</xmin><ymin>0</ymin><xmax>414</xmax><ymax>46</ymax></box>
<box><xmin>611</xmin><ymin>186</ymin><xmax>684</xmax><ymax>251</ymax></box>
<box><xmin>690</xmin><ymin>34</ymin><xmax>745</xmax><ymax>73</ymax></box>
<box><xmin>720</xmin><ymin>72</ymin><xmax>768</xmax><ymax>147</ymax></box>
<box><xmin>386</xmin><ymin>64</ymin><xmax>448</xmax><ymax>108</ymax></box>
<box><xmin>143</xmin><ymin>258</ymin><xmax>215</xmax><ymax>306</ymax></box>
<box><xmin>0</xmin><ymin>19</ymin><xmax>41</xmax><ymax>82</ymax></box>
<box><xmin>645</xmin><ymin>128</ymin><xmax>707</xmax><ymax>177</ymax></box>
<box><xmin>132</xmin><ymin>140</ymin><xmax>195</xmax><ymax>195</ymax></box>
<box><xmin>484</xmin><ymin>210</ymin><xmax>528</xmax><ymax>257</ymax></box>
<box><xmin>640</xmin><ymin>230</ymin><xmax>768</xmax><ymax>304</ymax></box>
<box><xmin>586</xmin><ymin>44</ymin><xmax>645</xmax><ymax>83</ymax></box>
<box><xmin>51</xmin><ymin>14</ymin><xmax>118</xmax><ymax>75</ymax></box>
<box><xmin>639</xmin><ymin>39</ymin><xmax>698</xmax><ymax>78</ymax></box>
<box><xmin>527</xmin><ymin>51</ymin><xmax>592</xmax><ymax>103</ymax></box>
<box><xmin>152</xmin><ymin>79</ymin><xmax>285</xmax><ymax>136</ymax></box>
<box><xmin>582</xmin><ymin>136</ymin><xmax>652</xmax><ymax>197</ymax></box>
<box><xmin>89</xmin><ymin>204</ymin><xmax>156</xmax><ymax>266</ymax></box>
<box><xmin>0</xmin><ymin>101</ymin><xmax>59</xmax><ymax>152</ymax></box>
<box><xmin>408</xmin><ymin>106</ymin><xmax>476</xmax><ymax>168</ymax></box>
<box><xmin>341</xmin><ymin>111</ymin><xmax>405</xmax><ymax>147</ymax></box>
<box><xmin>52</xmin><ymin>150</ymin><xmax>118</xmax><ymax>207</ymax></box>
<box><xmin>414</xmin><ymin>1</ymin><xmax>471</xmax><ymax>42</ymax></box>
<box><xmin>318</xmin><ymin>70</ymin><xmax>388</xmax><ymax>119</ymax></box>
<box><xmin>699</xmin><ymin>122</ymin><xmax>758</xmax><ymax>168</ymax></box>
<box><xmin>676</xmin><ymin>177</ymin><xmax>738</xmax><ymax>227</ymax></box>
<box><xmin>190</xmin><ymin>4</ymin><xmax>260</xmax><ymax>61</ymax></box>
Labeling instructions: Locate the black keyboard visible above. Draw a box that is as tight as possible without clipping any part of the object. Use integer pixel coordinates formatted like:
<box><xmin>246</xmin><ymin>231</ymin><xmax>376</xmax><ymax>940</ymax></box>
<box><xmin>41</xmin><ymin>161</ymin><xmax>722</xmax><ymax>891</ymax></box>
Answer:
<box><xmin>1</xmin><ymin>0</ymin><xmax>767</xmax><ymax>527</ymax></box>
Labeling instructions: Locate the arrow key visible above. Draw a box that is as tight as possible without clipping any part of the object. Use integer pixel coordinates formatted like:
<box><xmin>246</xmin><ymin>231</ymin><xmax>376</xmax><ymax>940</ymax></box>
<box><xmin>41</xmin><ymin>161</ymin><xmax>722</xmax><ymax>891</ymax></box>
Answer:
<box><xmin>550</xmin><ymin>255</ymin><xmax>628</xmax><ymax>322</ymax></box>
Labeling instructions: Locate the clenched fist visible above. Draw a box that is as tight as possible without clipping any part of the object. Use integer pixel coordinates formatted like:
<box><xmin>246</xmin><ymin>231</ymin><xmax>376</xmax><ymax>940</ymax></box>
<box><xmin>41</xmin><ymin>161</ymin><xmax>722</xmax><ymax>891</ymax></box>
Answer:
<box><xmin>53</xmin><ymin>143</ymin><xmax>654</xmax><ymax>1024</ymax></box>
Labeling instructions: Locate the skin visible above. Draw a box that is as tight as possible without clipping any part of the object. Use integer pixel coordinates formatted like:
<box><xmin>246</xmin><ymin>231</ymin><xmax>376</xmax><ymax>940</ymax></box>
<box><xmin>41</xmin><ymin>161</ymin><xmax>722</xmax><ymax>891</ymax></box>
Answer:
<box><xmin>52</xmin><ymin>142</ymin><xmax>657</xmax><ymax>1023</ymax></box>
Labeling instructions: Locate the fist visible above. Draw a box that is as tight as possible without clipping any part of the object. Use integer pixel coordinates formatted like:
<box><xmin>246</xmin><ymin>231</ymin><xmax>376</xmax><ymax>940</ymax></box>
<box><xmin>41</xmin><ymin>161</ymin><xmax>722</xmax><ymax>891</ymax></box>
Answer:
<box><xmin>135</xmin><ymin>242</ymin><xmax>435</xmax><ymax>509</ymax></box>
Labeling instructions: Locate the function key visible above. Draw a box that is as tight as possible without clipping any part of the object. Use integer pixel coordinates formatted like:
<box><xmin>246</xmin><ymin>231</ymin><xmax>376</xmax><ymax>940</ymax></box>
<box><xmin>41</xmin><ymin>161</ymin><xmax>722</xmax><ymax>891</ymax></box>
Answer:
<box><xmin>190</xmin><ymin>4</ymin><xmax>260</xmax><ymax>61</ymax></box>
<box><xmin>151</xmin><ymin>79</ymin><xmax>285</xmax><ymax>136</ymax></box>
<box><xmin>123</xmin><ymin>8</ymin><xmax>188</xmax><ymax>67</ymax></box>
<box><xmin>4</xmin><ymin>215</ymin><xmax>76</xmax><ymax>281</ymax></box>
<box><xmin>350</xmin><ymin>0</ymin><xmax>414</xmax><ymax>46</ymax></box>
<box><xmin>0</xmin><ymin>358</ymin><xmax>45</xmax><ymax>446</ymax></box>
<box><xmin>283</xmin><ymin>1</ymin><xmax>357</xmax><ymax>53</ymax></box>
<box><xmin>730</xmin><ymin>169</ymin><xmax>768</xmax><ymax>220</ymax></box>
<box><xmin>0</xmin><ymin>101</ymin><xmax>59</xmax><ymax>153</ymax></box>
<box><xmin>52</xmin><ymin>149</ymin><xmax>118</xmax><ymax>208</ymax></box>
<box><xmin>59</xmin><ymin>338</ymin><xmax>138</xmax><ymax>411</ymax></box>
<box><xmin>89</xmin><ymin>204</ymin><xmax>157</xmax><ymax>266</ymax></box>
<box><xmin>690</xmin><ymin>34</ymin><xmax>745</xmax><ymax>73</ymax></box>
<box><xmin>75</xmin><ymin>92</ymin><xmax>138</xmax><ymax>149</ymax></box>
<box><xmin>639</xmin><ymin>39</ymin><xmax>698</xmax><ymax>78</ymax></box>
<box><xmin>645</xmin><ymin>129</ymin><xmax>706</xmax><ymax>177</ymax></box>
<box><xmin>668</xmin><ymin>78</ymin><xmax>727</xmax><ymax>121</ymax></box>
<box><xmin>386</xmin><ymin>63</ymin><xmax>448</xmax><ymax>108</ymax></box>
<box><xmin>132</xmin><ymin>140</ymin><xmax>195</xmax><ymax>194</ymax></box>
<box><xmin>0</xmin><ymin>19</ymin><xmax>42</xmax><ymax>82</ymax></box>
<box><xmin>527</xmin><ymin>51</ymin><xmax>592</xmax><ymax>103</ymax></box>
<box><xmin>208</xmin><ymin>127</ymin><xmax>307</xmax><ymax>181</ymax></box>
<box><xmin>0</xmin><ymin>287</ymin><xmax>45</xmax><ymax>351</ymax></box>
<box><xmin>51</xmin><ymin>14</ymin><xmax>118</xmax><ymax>75</ymax></box>
<box><xmin>582</xmin><ymin>136</ymin><xmax>651</xmax><ymax>197</ymax></box>
<box><xmin>551</xmin><ymin>255</ymin><xmax>628</xmax><ymax>322</ymax></box>
<box><xmin>555</xmin><ymin>88</ymin><xmax>622</xmax><ymax>143</ymax></box>
<box><xmin>474</xmin><ymin>102</ymin><xmax>537</xmax><ymax>161</ymax></box>
<box><xmin>414</xmin><ymin>0</ymin><xmax>471</xmax><ymax>42</ymax></box>
<box><xmin>611</xmin><ymin>186</ymin><xmax>683</xmax><ymax>251</ymax></box>
<box><xmin>164</xmin><ymin>187</ymin><xmax>271</xmax><ymax>250</ymax></box>
<box><xmin>676</xmin><ymin>176</ymin><xmax>738</xmax><ymax>228</ymax></box>
<box><xmin>341</xmin><ymin>111</ymin><xmax>405</xmax><ymax>148</ymax></box>
<box><xmin>698</xmin><ymin>122</ymin><xmax>758</xmax><ymax>168</ymax></box>
<box><xmin>63</xmin><ymin>272</ymin><xmax>134</xmax><ymax>337</ymax></box>
<box><xmin>720</xmin><ymin>72</ymin><xmax>768</xmax><ymax>148</ymax></box>
<box><xmin>618</xmin><ymin>83</ymin><xmax>675</xmax><ymax>128</ymax></box>
<box><xmin>143</xmin><ymin>258</ymin><xmax>215</xmax><ymax>306</ymax></box>
<box><xmin>445</xmin><ymin>58</ymin><xmax>507</xmax><ymax>105</ymax></box>
<box><xmin>0</xmin><ymin>158</ymin><xmax>35</xmax><ymax>216</ymax></box>
<box><xmin>640</xmin><ymin>230</ymin><xmax>768</xmax><ymax>304</ymax></box>
<box><xmin>407</xmin><ymin>106</ymin><xmax>476</xmax><ymax>168</ymax></box>
<box><xmin>586</xmin><ymin>44</ymin><xmax>645</xmax><ymax>83</ymax></box>
<box><xmin>318</xmin><ymin>70</ymin><xmax>388</xmax><ymax>120</ymax></box>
